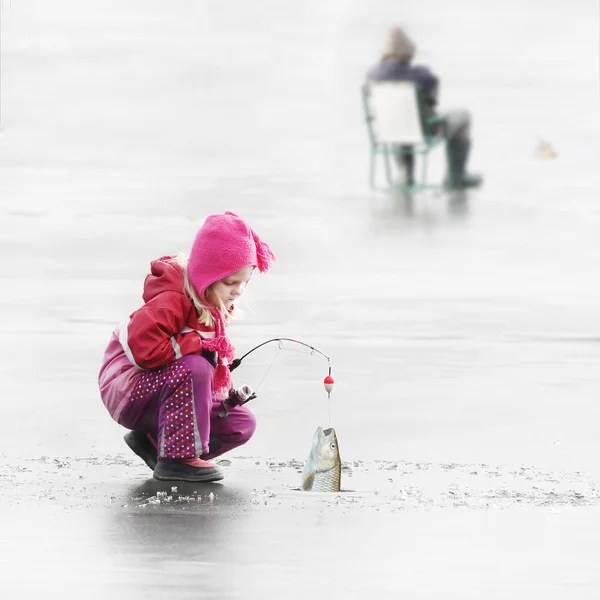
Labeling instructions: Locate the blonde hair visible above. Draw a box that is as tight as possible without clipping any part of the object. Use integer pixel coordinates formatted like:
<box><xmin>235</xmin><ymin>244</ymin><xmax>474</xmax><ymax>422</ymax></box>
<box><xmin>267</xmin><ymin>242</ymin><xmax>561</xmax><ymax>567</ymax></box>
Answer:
<box><xmin>171</xmin><ymin>252</ymin><xmax>240</xmax><ymax>327</ymax></box>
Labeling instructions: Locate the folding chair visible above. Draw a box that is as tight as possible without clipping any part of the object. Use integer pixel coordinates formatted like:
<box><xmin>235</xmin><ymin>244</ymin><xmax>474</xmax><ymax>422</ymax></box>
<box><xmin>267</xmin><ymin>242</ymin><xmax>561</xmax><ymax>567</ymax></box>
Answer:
<box><xmin>361</xmin><ymin>81</ymin><xmax>446</xmax><ymax>191</ymax></box>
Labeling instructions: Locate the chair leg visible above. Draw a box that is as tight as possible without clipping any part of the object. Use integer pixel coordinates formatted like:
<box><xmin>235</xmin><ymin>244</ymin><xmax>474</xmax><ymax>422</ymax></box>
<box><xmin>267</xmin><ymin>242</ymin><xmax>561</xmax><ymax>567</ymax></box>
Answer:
<box><xmin>369</xmin><ymin>150</ymin><xmax>376</xmax><ymax>190</ymax></box>
<box><xmin>445</xmin><ymin>143</ymin><xmax>456</xmax><ymax>188</ymax></box>
<box><xmin>420</xmin><ymin>152</ymin><xmax>429</xmax><ymax>189</ymax></box>
<box><xmin>383</xmin><ymin>146</ymin><xmax>394</xmax><ymax>188</ymax></box>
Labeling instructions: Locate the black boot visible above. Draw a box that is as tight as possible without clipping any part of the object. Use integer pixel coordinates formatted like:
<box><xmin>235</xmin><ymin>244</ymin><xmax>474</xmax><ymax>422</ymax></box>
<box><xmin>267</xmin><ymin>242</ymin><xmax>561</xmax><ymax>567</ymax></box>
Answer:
<box><xmin>124</xmin><ymin>430</ymin><xmax>158</xmax><ymax>470</ymax></box>
<box><xmin>445</xmin><ymin>138</ymin><xmax>482</xmax><ymax>189</ymax></box>
<box><xmin>153</xmin><ymin>459</ymin><xmax>224</xmax><ymax>483</ymax></box>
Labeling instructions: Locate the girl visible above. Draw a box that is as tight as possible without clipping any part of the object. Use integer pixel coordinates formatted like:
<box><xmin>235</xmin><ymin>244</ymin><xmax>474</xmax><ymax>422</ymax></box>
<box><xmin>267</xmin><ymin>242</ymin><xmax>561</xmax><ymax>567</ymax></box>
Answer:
<box><xmin>98</xmin><ymin>211</ymin><xmax>276</xmax><ymax>482</ymax></box>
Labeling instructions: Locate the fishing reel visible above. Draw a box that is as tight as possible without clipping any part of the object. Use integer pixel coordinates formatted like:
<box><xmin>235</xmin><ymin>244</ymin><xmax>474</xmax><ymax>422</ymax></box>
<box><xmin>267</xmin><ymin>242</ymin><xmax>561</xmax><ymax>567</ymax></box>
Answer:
<box><xmin>218</xmin><ymin>384</ymin><xmax>257</xmax><ymax>419</ymax></box>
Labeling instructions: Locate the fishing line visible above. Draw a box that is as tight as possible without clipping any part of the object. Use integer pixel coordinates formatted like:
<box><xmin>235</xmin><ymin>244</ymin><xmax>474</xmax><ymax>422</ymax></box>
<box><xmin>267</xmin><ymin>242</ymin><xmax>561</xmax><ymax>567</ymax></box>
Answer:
<box><xmin>253</xmin><ymin>344</ymin><xmax>282</xmax><ymax>394</ymax></box>
<box><xmin>230</xmin><ymin>337</ymin><xmax>335</xmax><ymax>421</ymax></box>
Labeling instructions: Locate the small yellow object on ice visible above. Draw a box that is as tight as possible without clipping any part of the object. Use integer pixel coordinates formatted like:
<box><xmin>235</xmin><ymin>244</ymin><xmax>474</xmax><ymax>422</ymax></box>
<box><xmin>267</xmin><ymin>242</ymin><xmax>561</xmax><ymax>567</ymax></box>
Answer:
<box><xmin>535</xmin><ymin>139</ymin><xmax>558</xmax><ymax>159</ymax></box>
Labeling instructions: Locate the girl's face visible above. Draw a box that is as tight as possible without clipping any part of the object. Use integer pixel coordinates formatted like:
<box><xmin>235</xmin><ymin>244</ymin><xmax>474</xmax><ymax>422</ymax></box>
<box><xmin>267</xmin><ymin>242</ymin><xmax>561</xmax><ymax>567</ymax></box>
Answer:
<box><xmin>206</xmin><ymin>265</ymin><xmax>254</xmax><ymax>309</ymax></box>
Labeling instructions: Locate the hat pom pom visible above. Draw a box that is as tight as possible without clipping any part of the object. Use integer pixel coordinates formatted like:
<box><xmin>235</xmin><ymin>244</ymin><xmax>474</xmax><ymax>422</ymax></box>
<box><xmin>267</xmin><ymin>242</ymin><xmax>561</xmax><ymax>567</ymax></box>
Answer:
<box><xmin>252</xmin><ymin>230</ymin><xmax>276</xmax><ymax>273</ymax></box>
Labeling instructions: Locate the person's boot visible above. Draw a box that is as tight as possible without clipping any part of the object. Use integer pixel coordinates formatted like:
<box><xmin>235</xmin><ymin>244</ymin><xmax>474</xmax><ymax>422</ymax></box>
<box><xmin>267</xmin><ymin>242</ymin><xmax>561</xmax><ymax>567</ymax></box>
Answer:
<box><xmin>450</xmin><ymin>172</ymin><xmax>483</xmax><ymax>188</ymax></box>
<box><xmin>153</xmin><ymin>458</ymin><xmax>224</xmax><ymax>483</ymax></box>
<box><xmin>124</xmin><ymin>430</ymin><xmax>158</xmax><ymax>470</ymax></box>
<box><xmin>445</xmin><ymin>138</ymin><xmax>482</xmax><ymax>189</ymax></box>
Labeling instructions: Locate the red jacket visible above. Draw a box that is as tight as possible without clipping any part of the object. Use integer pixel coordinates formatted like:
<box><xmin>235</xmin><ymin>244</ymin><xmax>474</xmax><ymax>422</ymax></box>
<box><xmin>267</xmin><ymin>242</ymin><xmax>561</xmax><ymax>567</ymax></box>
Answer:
<box><xmin>123</xmin><ymin>256</ymin><xmax>216</xmax><ymax>370</ymax></box>
<box><xmin>98</xmin><ymin>256</ymin><xmax>217</xmax><ymax>422</ymax></box>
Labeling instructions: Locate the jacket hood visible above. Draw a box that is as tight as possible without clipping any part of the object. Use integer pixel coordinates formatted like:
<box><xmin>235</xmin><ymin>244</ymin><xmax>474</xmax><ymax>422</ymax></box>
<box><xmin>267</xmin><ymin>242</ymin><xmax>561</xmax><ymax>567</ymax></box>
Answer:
<box><xmin>381</xmin><ymin>26</ymin><xmax>415</xmax><ymax>64</ymax></box>
<box><xmin>142</xmin><ymin>256</ymin><xmax>185</xmax><ymax>303</ymax></box>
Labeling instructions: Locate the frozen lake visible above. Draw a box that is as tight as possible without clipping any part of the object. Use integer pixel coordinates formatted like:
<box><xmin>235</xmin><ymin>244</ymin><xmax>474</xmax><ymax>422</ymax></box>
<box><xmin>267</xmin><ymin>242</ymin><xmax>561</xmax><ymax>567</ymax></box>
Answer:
<box><xmin>1</xmin><ymin>0</ymin><xmax>600</xmax><ymax>597</ymax></box>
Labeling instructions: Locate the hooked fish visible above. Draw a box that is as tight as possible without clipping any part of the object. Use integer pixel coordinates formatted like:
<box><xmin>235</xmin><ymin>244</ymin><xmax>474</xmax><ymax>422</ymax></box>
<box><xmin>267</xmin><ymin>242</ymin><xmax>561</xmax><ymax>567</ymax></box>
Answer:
<box><xmin>301</xmin><ymin>426</ymin><xmax>341</xmax><ymax>492</ymax></box>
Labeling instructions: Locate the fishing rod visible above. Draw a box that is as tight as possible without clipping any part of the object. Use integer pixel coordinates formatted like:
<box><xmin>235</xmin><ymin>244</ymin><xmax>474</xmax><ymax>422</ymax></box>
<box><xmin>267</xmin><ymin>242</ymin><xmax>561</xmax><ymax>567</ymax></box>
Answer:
<box><xmin>229</xmin><ymin>337</ymin><xmax>331</xmax><ymax>372</ymax></box>
<box><xmin>219</xmin><ymin>337</ymin><xmax>335</xmax><ymax>418</ymax></box>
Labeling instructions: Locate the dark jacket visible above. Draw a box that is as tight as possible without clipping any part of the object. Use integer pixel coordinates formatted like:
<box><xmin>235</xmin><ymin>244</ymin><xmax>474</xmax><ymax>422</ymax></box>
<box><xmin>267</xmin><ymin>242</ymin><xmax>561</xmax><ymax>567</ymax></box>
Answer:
<box><xmin>367</xmin><ymin>58</ymin><xmax>439</xmax><ymax>114</ymax></box>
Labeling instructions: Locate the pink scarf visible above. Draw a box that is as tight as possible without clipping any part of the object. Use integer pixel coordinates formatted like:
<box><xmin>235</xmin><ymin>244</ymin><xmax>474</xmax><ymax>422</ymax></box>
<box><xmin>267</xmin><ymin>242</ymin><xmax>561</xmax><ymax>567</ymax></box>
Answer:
<box><xmin>202</xmin><ymin>308</ymin><xmax>236</xmax><ymax>400</ymax></box>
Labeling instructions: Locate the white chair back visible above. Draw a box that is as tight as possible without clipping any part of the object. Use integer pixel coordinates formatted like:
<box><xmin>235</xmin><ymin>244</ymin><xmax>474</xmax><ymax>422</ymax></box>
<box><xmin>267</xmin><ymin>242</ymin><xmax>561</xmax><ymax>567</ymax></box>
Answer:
<box><xmin>368</xmin><ymin>81</ymin><xmax>424</xmax><ymax>145</ymax></box>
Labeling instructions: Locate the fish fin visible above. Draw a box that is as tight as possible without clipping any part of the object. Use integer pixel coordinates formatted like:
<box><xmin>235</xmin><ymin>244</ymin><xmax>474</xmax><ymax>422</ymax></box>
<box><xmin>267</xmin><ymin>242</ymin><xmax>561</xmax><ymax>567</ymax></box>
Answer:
<box><xmin>310</xmin><ymin>429</ymin><xmax>320</xmax><ymax>452</ymax></box>
<box><xmin>317</xmin><ymin>426</ymin><xmax>325</xmax><ymax>441</ymax></box>
<box><xmin>301</xmin><ymin>471</ymin><xmax>315</xmax><ymax>491</ymax></box>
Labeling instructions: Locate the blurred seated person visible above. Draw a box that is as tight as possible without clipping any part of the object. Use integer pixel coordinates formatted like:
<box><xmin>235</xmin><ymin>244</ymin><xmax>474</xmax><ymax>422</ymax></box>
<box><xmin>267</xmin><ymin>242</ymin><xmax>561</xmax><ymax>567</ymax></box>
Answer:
<box><xmin>366</xmin><ymin>26</ymin><xmax>482</xmax><ymax>189</ymax></box>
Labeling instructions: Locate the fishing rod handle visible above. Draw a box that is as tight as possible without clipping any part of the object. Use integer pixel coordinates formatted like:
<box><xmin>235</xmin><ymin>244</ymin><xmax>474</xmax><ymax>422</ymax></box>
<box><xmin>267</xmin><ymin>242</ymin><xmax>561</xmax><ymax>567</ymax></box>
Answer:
<box><xmin>229</xmin><ymin>358</ymin><xmax>242</xmax><ymax>372</ymax></box>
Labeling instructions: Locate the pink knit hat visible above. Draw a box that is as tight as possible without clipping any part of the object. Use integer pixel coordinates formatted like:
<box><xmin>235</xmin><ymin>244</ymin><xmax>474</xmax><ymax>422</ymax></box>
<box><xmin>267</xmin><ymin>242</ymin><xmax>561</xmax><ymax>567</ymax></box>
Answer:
<box><xmin>187</xmin><ymin>211</ymin><xmax>276</xmax><ymax>398</ymax></box>
<box><xmin>188</xmin><ymin>211</ymin><xmax>276</xmax><ymax>303</ymax></box>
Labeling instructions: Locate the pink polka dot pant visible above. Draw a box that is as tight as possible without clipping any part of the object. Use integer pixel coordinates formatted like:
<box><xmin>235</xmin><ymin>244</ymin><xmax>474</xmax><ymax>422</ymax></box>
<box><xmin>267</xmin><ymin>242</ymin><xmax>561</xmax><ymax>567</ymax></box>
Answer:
<box><xmin>121</xmin><ymin>354</ymin><xmax>214</xmax><ymax>459</ymax></box>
